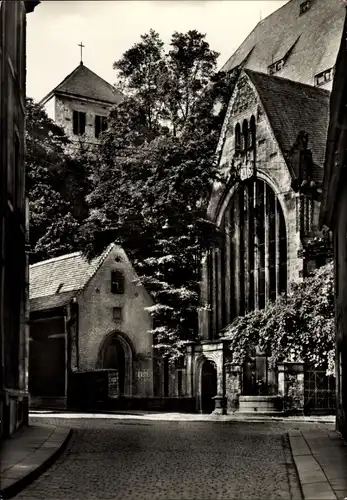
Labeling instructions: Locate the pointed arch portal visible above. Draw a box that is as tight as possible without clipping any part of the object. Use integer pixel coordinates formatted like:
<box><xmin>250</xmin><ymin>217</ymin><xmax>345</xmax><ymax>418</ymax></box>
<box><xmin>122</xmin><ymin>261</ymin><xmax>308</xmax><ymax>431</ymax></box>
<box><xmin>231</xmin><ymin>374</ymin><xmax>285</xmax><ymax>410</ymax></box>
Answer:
<box><xmin>98</xmin><ymin>332</ymin><xmax>133</xmax><ymax>396</ymax></box>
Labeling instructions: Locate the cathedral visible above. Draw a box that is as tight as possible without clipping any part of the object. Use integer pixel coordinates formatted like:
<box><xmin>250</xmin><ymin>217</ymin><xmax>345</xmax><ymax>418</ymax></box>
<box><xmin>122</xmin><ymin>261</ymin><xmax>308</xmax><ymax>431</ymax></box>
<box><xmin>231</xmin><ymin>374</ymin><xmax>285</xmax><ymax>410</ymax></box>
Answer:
<box><xmin>185</xmin><ymin>0</ymin><xmax>345</xmax><ymax>415</ymax></box>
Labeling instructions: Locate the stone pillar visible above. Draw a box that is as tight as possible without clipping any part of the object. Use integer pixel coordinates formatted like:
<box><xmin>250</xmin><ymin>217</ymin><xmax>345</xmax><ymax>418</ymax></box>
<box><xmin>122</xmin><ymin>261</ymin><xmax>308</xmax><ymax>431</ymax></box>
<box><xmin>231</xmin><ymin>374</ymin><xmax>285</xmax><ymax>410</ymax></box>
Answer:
<box><xmin>199</xmin><ymin>251</ymin><xmax>211</xmax><ymax>341</ymax></box>
<box><xmin>275</xmin><ymin>198</ymin><xmax>281</xmax><ymax>297</ymax></box>
<box><xmin>254</xmin><ymin>179</ymin><xmax>259</xmax><ymax>309</ymax></box>
<box><xmin>234</xmin><ymin>202</ymin><xmax>241</xmax><ymax>317</ymax></box>
<box><xmin>277</xmin><ymin>363</ymin><xmax>285</xmax><ymax>397</ymax></box>
<box><xmin>224</xmin><ymin>209</ymin><xmax>231</xmax><ymax>326</ymax></box>
<box><xmin>211</xmin><ymin>246</ymin><xmax>218</xmax><ymax>338</ymax></box>
<box><xmin>225</xmin><ymin>363</ymin><xmax>242</xmax><ymax>412</ymax></box>
<box><xmin>185</xmin><ymin>344</ymin><xmax>194</xmax><ymax>397</ymax></box>
<box><xmin>264</xmin><ymin>185</ymin><xmax>270</xmax><ymax>304</ymax></box>
<box><xmin>200</xmin><ymin>251</ymin><xmax>209</xmax><ymax>305</ymax></box>
<box><xmin>278</xmin><ymin>361</ymin><xmax>305</xmax><ymax>414</ymax></box>
<box><xmin>244</xmin><ymin>184</ymin><xmax>250</xmax><ymax>312</ymax></box>
<box><xmin>213</xmin><ymin>350</ymin><xmax>227</xmax><ymax>415</ymax></box>
<box><xmin>216</xmin><ymin>246</ymin><xmax>223</xmax><ymax>334</ymax></box>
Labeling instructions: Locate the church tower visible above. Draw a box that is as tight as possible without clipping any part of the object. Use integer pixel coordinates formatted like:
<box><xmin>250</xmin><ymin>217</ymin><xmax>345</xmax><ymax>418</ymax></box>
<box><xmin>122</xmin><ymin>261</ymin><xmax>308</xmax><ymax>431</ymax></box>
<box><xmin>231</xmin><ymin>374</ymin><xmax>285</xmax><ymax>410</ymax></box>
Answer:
<box><xmin>39</xmin><ymin>44</ymin><xmax>122</xmax><ymax>147</ymax></box>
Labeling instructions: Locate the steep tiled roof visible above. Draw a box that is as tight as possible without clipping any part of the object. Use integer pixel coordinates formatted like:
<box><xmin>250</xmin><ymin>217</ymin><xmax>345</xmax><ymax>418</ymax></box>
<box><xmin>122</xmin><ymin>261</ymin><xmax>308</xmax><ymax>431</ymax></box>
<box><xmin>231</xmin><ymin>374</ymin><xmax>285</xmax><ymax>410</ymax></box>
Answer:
<box><xmin>30</xmin><ymin>291</ymin><xmax>76</xmax><ymax>313</ymax></box>
<box><xmin>246</xmin><ymin>69</ymin><xmax>330</xmax><ymax>181</ymax></box>
<box><xmin>41</xmin><ymin>63</ymin><xmax>122</xmax><ymax>105</ymax></box>
<box><xmin>29</xmin><ymin>245</ymin><xmax>114</xmax><ymax>311</ymax></box>
<box><xmin>222</xmin><ymin>0</ymin><xmax>345</xmax><ymax>87</ymax></box>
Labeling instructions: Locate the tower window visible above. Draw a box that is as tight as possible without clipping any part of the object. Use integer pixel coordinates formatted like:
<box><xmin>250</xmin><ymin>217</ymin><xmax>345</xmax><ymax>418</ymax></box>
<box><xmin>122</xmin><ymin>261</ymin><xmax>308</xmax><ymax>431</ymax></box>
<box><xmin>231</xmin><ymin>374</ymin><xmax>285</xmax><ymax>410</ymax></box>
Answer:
<box><xmin>95</xmin><ymin>115</ymin><xmax>108</xmax><ymax>138</ymax></box>
<box><xmin>72</xmin><ymin>110</ymin><xmax>86</xmax><ymax>136</ymax></box>
<box><xmin>300</xmin><ymin>0</ymin><xmax>311</xmax><ymax>15</ymax></box>
<box><xmin>111</xmin><ymin>270</ymin><xmax>125</xmax><ymax>294</ymax></box>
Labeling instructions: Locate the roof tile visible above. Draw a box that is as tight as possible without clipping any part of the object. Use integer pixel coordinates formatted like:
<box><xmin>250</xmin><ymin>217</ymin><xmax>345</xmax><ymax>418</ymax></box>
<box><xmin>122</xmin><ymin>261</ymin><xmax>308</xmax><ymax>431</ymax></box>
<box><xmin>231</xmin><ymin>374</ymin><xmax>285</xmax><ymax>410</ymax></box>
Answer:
<box><xmin>222</xmin><ymin>0</ymin><xmax>345</xmax><ymax>88</ymax></box>
<box><xmin>44</xmin><ymin>63</ymin><xmax>122</xmax><ymax>104</ymax></box>
<box><xmin>246</xmin><ymin>69</ymin><xmax>330</xmax><ymax>181</ymax></box>
<box><xmin>29</xmin><ymin>246</ymin><xmax>114</xmax><ymax>301</ymax></box>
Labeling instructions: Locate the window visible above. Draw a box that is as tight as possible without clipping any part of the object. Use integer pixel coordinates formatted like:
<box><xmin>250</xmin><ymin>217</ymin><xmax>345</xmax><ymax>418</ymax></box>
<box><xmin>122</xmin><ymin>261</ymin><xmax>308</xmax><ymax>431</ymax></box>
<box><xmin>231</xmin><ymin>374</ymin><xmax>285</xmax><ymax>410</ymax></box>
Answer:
<box><xmin>315</xmin><ymin>68</ymin><xmax>333</xmax><ymax>87</ymax></box>
<box><xmin>235</xmin><ymin>123</ymin><xmax>241</xmax><ymax>153</ymax></box>
<box><xmin>111</xmin><ymin>270</ymin><xmax>125</xmax><ymax>294</ymax></box>
<box><xmin>95</xmin><ymin>115</ymin><xmax>108</xmax><ymax>138</ymax></box>
<box><xmin>241</xmin><ymin>120</ymin><xmax>248</xmax><ymax>152</ymax></box>
<box><xmin>113</xmin><ymin>307</ymin><xmax>122</xmax><ymax>321</ymax></box>
<box><xmin>72</xmin><ymin>110</ymin><xmax>86</xmax><ymax>135</ymax></box>
<box><xmin>248</xmin><ymin>115</ymin><xmax>256</xmax><ymax>149</ymax></box>
<box><xmin>300</xmin><ymin>0</ymin><xmax>311</xmax><ymax>15</ymax></box>
<box><xmin>226</xmin><ymin>179</ymin><xmax>287</xmax><ymax>321</ymax></box>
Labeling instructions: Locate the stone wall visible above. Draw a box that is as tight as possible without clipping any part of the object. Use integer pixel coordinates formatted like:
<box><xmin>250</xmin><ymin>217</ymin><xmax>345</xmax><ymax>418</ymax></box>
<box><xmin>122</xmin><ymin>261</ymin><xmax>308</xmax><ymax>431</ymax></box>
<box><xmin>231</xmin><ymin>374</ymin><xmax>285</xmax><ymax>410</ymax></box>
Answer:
<box><xmin>334</xmin><ymin>178</ymin><xmax>347</xmax><ymax>438</ymax></box>
<box><xmin>54</xmin><ymin>95</ymin><xmax>112</xmax><ymax>144</ymax></box>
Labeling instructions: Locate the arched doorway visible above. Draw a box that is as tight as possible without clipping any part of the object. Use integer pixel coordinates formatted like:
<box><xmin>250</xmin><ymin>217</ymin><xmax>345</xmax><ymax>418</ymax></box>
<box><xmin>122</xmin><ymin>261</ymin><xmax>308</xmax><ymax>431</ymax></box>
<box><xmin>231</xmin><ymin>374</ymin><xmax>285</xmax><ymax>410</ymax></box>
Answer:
<box><xmin>101</xmin><ymin>337</ymin><xmax>126</xmax><ymax>395</ymax></box>
<box><xmin>98</xmin><ymin>332</ymin><xmax>133</xmax><ymax>396</ymax></box>
<box><xmin>201</xmin><ymin>360</ymin><xmax>217</xmax><ymax>413</ymax></box>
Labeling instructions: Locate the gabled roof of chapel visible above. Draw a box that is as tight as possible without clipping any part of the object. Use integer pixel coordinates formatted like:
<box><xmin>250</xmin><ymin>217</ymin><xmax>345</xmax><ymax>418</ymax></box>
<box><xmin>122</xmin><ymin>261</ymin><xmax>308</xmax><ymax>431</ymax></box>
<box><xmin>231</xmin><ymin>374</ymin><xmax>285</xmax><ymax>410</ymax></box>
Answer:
<box><xmin>221</xmin><ymin>0</ymin><xmax>345</xmax><ymax>87</ymax></box>
<box><xmin>29</xmin><ymin>244</ymin><xmax>115</xmax><ymax>312</ymax></box>
<box><xmin>40</xmin><ymin>62</ymin><xmax>122</xmax><ymax>106</ymax></box>
<box><xmin>245</xmin><ymin>69</ymin><xmax>330</xmax><ymax>182</ymax></box>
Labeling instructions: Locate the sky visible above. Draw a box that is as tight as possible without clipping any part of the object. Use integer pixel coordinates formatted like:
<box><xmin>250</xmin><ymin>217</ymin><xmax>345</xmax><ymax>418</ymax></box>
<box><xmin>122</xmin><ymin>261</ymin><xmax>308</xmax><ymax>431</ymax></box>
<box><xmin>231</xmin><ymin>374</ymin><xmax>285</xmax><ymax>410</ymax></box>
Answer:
<box><xmin>26</xmin><ymin>0</ymin><xmax>288</xmax><ymax>102</ymax></box>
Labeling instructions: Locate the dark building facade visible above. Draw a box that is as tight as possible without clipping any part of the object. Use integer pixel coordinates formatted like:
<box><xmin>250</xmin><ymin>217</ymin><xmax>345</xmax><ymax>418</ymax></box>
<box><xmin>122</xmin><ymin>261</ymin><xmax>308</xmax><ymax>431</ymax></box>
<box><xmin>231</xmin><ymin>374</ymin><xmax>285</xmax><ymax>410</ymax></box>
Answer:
<box><xmin>0</xmin><ymin>0</ymin><xmax>39</xmax><ymax>440</ymax></box>
<box><xmin>320</xmin><ymin>9</ymin><xmax>347</xmax><ymax>440</ymax></box>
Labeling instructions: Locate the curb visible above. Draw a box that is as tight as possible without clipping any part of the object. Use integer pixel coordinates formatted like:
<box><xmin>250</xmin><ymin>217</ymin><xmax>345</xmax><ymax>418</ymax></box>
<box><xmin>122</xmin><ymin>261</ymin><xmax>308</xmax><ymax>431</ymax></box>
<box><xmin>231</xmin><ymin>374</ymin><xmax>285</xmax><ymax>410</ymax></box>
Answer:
<box><xmin>1</xmin><ymin>428</ymin><xmax>72</xmax><ymax>499</ymax></box>
<box><xmin>29</xmin><ymin>411</ymin><xmax>335</xmax><ymax>424</ymax></box>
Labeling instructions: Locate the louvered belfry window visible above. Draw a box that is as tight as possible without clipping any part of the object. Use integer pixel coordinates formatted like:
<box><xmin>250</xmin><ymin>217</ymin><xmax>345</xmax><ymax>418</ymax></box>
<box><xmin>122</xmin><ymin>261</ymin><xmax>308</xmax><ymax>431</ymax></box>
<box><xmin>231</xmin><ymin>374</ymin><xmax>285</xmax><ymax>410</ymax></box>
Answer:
<box><xmin>72</xmin><ymin>110</ymin><xmax>86</xmax><ymax>136</ymax></box>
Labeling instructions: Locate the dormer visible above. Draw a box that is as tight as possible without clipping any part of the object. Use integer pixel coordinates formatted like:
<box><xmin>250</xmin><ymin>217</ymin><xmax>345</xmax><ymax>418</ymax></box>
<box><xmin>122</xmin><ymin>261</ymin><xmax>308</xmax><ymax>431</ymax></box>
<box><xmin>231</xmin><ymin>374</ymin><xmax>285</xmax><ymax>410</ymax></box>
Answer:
<box><xmin>267</xmin><ymin>36</ymin><xmax>300</xmax><ymax>76</ymax></box>
<box><xmin>314</xmin><ymin>68</ymin><xmax>334</xmax><ymax>87</ymax></box>
<box><xmin>299</xmin><ymin>0</ymin><xmax>311</xmax><ymax>15</ymax></box>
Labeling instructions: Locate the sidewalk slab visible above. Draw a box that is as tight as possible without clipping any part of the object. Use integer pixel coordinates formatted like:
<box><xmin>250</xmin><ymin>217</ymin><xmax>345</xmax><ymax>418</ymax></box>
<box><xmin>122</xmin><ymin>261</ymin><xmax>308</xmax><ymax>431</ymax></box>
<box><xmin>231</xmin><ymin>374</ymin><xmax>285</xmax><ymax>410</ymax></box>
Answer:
<box><xmin>289</xmin><ymin>428</ymin><xmax>347</xmax><ymax>500</ymax></box>
<box><xmin>0</xmin><ymin>424</ymin><xmax>72</xmax><ymax>499</ymax></box>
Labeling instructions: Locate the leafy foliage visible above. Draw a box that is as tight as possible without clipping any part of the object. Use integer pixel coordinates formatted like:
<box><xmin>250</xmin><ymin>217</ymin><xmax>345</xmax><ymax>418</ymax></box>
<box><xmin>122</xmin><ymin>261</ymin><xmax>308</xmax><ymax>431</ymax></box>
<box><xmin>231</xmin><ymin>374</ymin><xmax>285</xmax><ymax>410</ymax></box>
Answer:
<box><xmin>26</xmin><ymin>98</ymin><xmax>90</xmax><ymax>263</ymax></box>
<box><xmin>82</xmin><ymin>30</ymin><xmax>240</xmax><ymax>360</ymax></box>
<box><xmin>222</xmin><ymin>262</ymin><xmax>335</xmax><ymax>375</ymax></box>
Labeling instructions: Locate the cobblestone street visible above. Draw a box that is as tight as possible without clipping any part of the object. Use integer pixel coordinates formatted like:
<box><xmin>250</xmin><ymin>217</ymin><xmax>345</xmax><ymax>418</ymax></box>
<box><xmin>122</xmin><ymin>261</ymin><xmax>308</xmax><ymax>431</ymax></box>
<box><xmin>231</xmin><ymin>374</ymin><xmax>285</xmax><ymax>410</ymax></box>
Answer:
<box><xmin>13</xmin><ymin>417</ymin><xmax>335</xmax><ymax>500</ymax></box>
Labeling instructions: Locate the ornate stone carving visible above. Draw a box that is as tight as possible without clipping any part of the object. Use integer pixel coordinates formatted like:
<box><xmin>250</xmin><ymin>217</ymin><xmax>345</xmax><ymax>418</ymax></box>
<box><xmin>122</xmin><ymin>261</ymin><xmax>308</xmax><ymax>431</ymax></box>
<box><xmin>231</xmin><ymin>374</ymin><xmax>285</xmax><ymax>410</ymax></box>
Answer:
<box><xmin>231</xmin><ymin>78</ymin><xmax>257</xmax><ymax>116</ymax></box>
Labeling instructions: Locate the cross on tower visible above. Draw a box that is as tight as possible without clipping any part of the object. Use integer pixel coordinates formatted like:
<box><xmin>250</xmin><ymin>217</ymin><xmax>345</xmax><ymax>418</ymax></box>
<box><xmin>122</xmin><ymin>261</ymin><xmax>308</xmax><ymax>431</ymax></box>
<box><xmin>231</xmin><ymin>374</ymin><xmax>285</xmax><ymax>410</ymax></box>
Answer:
<box><xmin>78</xmin><ymin>42</ymin><xmax>85</xmax><ymax>64</ymax></box>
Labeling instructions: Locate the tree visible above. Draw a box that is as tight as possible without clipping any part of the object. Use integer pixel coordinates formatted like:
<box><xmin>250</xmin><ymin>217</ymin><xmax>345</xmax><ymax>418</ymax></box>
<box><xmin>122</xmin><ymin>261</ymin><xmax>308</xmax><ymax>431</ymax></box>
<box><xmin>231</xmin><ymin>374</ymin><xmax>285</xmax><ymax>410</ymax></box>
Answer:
<box><xmin>222</xmin><ymin>262</ymin><xmax>335</xmax><ymax>375</ymax></box>
<box><xmin>26</xmin><ymin>98</ymin><xmax>90</xmax><ymax>263</ymax></box>
<box><xmin>82</xmin><ymin>30</ymin><xmax>240</xmax><ymax>360</ymax></box>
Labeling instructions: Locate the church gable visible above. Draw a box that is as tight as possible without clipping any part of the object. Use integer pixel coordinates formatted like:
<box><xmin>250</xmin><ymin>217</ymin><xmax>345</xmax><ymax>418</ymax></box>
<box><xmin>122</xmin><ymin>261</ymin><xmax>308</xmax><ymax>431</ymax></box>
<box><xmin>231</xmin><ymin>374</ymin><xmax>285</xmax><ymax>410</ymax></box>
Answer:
<box><xmin>217</xmin><ymin>71</ymin><xmax>291</xmax><ymax>193</ymax></box>
<box><xmin>77</xmin><ymin>244</ymin><xmax>153</xmax><ymax>372</ymax></box>
<box><xmin>218</xmin><ymin>69</ymin><xmax>330</xmax><ymax>194</ymax></box>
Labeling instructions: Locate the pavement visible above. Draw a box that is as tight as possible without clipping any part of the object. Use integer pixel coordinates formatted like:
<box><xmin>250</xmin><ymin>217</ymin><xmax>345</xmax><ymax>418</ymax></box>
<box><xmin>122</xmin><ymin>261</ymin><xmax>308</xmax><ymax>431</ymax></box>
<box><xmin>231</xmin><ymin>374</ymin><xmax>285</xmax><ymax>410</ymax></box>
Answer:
<box><xmin>0</xmin><ymin>423</ymin><xmax>71</xmax><ymax>499</ymax></box>
<box><xmin>1</xmin><ymin>413</ymin><xmax>346</xmax><ymax>500</ymax></box>
<box><xmin>289</xmin><ymin>428</ymin><xmax>347</xmax><ymax>500</ymax></box>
